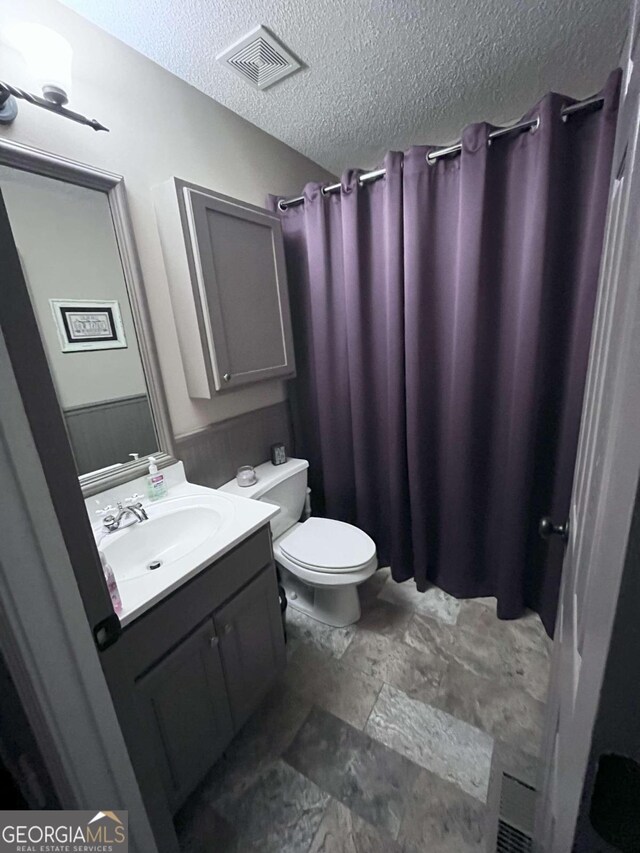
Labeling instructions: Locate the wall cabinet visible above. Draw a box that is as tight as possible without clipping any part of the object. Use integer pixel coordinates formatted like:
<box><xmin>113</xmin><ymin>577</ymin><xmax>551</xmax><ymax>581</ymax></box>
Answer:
<box><xmin>154</xmin><ymin>178</ymin><xmax>296</xmax><ymax>398</ymax></box>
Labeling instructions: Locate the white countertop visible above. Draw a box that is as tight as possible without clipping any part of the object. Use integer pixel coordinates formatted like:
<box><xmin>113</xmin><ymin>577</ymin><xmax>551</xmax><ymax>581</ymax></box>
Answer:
<box><xmin>89</xmin><ymin>465</ymin><xmax>278</xmax><ymax>627</ymax></box>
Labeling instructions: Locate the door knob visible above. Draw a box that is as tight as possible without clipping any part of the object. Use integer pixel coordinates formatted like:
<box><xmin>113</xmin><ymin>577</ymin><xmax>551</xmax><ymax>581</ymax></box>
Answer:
<box><xmin>539</xmin><ymin>516</ymin><xmax>569</xmax><ymax>542</ymax></box>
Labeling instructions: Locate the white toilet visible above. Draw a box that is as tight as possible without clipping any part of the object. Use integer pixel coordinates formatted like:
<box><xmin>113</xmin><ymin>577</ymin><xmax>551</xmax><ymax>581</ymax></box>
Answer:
<box><xmin>220</xmin><ymin>458</ymin><xmax>377</xmax><ymax>627</ymax></box>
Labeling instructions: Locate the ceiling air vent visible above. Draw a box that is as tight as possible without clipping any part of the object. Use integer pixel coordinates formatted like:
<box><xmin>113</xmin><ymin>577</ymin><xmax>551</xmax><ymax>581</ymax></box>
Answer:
<box><xmin>217</xmin><ymin>25</ymin><xmax>301</xmax><ymax>90</ymax></box>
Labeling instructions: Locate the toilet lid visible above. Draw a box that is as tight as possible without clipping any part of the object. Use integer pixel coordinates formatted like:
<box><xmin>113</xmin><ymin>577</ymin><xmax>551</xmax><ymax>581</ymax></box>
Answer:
<box><xmin>280</xmin><ymin>518</ymin><xmax>376</xmax><ymax>572</ymax></box>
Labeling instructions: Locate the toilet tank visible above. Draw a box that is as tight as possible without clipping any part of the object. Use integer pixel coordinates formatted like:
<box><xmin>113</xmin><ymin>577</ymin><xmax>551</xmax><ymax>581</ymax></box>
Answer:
<box><xmin>218</xmin><ymin>458</ymin><xmax>309</xmax><ymax>539</ymax></box>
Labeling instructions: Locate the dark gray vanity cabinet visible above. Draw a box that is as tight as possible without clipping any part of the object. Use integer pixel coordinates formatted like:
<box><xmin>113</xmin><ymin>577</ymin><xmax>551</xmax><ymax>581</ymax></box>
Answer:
<box><xmin>136</xmin><ymin>619</ymin><xmax>234</xmax><ymax>811</ymax></box>
<box><xmin>153</xmin><ymin>178</ymin><xmax>296</xmax><ymax>399</ymax></box>
<box><xmin>215</xmin><ymin>567</ymin><xmax>285</xmax><ymax>729</ymax></box>
<box><xmin>103</xmin><ymin>527</ymin><xmax>285</xmax><ymax>851</ymax></box>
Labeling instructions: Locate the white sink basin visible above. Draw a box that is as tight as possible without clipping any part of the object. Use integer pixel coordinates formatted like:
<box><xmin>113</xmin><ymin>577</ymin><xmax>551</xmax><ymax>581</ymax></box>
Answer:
<box><xmin>101</xmin><ymin>494</ymin><xmax>234</xmax><ymax>583</ymax></box>
<box><xmin>91</xmin><ymin>469</ymin><xmax>280</xmax><ymax>627</ymax></box>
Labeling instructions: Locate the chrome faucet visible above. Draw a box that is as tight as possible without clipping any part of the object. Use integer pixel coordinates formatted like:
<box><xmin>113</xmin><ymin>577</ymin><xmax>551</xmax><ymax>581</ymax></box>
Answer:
<box><xmin>100</xmin><ymin>495</ymin><xmax>148</xmax><ymax>532</ymax></box>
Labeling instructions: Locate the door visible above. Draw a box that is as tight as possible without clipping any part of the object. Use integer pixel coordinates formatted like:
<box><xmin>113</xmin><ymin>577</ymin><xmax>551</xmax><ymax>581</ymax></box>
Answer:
<box><xmin>214</xmin><ymin>567</ymin><xmax>286</xmax><ymax>730</ymax></box>
<box><xmin>534</xmin><ymin>12</ymin><xmax>640</xmax><ymax>850</ymax></box>
<box><xmin>0</xmin><ymin>191</ymin><xmax>159</xmax><ymax>850</ymax></box>
<box><xmin>183</xmin><ymin>182</ymin><xmax>296</xmax><ymax>394</ymax></box>
<box><xmin>136</xmin><ymin>619</ymin><xmax>233</xmax><ymax>812</ymax></box>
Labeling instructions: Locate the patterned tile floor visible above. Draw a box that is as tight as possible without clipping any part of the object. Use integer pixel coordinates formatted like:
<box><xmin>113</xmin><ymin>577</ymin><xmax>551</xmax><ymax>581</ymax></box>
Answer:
<box><xmin>176</xmin><ymin>568</ymin><xmax>552</xmax><ymax>853</ymax></box>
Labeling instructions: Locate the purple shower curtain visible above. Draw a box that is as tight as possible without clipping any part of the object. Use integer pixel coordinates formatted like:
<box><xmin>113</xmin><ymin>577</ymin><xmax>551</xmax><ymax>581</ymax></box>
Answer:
<box><xmin>269</xmin><ymin>69</ymin><xmax>620</xmax><ymax>635</ymax></box>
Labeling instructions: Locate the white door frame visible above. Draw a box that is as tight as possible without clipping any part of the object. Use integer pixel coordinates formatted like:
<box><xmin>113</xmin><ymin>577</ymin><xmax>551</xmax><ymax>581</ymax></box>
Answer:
<box><xmin>0</xmin><ymin>328</ymin><xmax>158</xmax><ymax>853</ymax></box>
<box><xmin>534</xmin><ymin>8</ymin><xmax>640</xmax><ymax>846</ymax></box>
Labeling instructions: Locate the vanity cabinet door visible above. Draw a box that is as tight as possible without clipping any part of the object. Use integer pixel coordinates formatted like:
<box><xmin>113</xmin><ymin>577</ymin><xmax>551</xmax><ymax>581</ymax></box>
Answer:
<box><xmin>214</xmin><ymin>566</ymin><xmax>286</xmax><ymax>730</ymax></box>
<box><xmin>136</xmin><ymin>618</ymin><xmax>233</xmax><ymax>812</ymax></box>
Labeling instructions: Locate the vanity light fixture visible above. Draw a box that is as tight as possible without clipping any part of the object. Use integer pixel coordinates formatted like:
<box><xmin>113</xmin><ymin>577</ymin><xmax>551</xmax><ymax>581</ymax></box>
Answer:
<box><xmin>0</xmin><ymin>23</ymin><xmax>108</xmax><ymax>131</ymax></box>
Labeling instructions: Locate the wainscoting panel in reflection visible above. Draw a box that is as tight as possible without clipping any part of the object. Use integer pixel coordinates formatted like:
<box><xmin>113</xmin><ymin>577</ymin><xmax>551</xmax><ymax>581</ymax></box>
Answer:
<box><xmin>63</xmin><ymin>393</ymin><xmax>157</xmax><ymax>475</ymax></box>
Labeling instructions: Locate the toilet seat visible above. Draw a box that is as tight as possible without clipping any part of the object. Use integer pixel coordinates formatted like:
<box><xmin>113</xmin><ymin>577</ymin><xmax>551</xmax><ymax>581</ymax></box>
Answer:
<box><xmin>273</xmin><ymin>518</ymin><xmax>378</xmax><ymax>625</ymax></box>
<box><xmin>218</xmin><ymin>458</ymin><xmax>378</xmax><ymax>627</ymax></box>
<box><xmin>278</xmin><ymin>517</ymin><xmax>376</xmax><ymax>574</ymax></box>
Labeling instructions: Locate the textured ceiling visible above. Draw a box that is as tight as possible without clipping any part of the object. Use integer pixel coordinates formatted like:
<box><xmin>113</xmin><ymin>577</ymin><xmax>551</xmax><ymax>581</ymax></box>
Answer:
<box><xmin>60</xmin><ymin>0</ymin><xmax>629</xmax><ymax>174</ymax></box>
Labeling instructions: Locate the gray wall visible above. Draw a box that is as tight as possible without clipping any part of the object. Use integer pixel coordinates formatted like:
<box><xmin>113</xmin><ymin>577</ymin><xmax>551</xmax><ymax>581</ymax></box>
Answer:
<box><xmin>0</xmin><ymin>0</ymin><xmax>335</xmax><ymax>438</ymax></box>
<box><xmin>176</xmin><ymin>401</ymin><xmax>294</xmax><ymax>490</ymax></box>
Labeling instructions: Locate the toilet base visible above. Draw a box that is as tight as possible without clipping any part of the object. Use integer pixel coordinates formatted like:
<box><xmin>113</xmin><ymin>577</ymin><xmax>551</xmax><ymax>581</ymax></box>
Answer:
<box><xmin>279</xmin><ymin>567</ymin><xmax>362</xmax><ymax>627</ymax></box>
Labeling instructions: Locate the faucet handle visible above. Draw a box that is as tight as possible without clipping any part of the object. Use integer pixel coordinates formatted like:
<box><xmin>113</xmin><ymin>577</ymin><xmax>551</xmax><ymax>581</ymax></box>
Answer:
<box><xmin>95</xmin><ymin>504</ymin><xmax>116</xmax><ymax>517</ymax></box>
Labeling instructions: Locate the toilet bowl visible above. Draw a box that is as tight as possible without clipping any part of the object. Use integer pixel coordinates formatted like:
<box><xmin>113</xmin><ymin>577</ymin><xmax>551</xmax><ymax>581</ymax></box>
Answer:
<box><xmin>274</xmin><ymin>517</ymin><xmax>377</xmax><ymax>627</ymax></box>
<box><xmin>219</xmin><ymin>458</ymin><xmax>377</xmax><ymax>627</ymax></box>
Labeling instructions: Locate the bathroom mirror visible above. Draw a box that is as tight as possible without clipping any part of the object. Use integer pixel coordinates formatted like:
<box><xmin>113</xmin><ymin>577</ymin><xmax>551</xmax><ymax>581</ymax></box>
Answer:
<box><xmin>0</xmin><ymin>139</ymin><xmax>175</xmax><ymax>495</ymax></box>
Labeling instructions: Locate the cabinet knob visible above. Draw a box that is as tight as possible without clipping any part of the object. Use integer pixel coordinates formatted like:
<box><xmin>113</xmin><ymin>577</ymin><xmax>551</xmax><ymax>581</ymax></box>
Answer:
<box><xmin>209</xmin><ymin>635</ymin><xmax>219</xmax><ymax>648</ymax></box>
<box><xmin>222</xmin><ymin>624</ymin><xmax>233</xmax><ymax>635</ymax></box>
<box><xmin>223</xmin><ymin>373</ymin><xmax>232</xmax><ymax>382</ymax></box>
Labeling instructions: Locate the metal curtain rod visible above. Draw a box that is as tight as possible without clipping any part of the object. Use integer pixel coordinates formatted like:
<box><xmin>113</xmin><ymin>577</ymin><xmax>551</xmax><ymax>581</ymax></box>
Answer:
<box><xmin>277</xmin><ymin>94</ymin><xmax>605</xmax><ymax>211</ymax></box>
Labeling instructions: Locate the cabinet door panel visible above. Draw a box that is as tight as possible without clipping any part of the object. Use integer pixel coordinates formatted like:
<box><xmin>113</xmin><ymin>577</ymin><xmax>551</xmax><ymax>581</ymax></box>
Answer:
<box><xmin>136</xmin><ymin>619</ymin><xmax>233</xmax><ymax>811</ymax></box>
<box><xmin>185</xmin><ymin>187</ymin><xmax>295</xmax><ymax>391</ymax></box>
<box><xmin>214</xmin><ymin>567</ymin><xmax>286</xmax><ymax>729</ymax></box>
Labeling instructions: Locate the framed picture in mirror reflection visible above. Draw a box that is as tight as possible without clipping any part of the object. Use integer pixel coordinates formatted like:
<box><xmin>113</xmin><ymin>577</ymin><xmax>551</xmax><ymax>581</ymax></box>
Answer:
<box><xmin>50</xmin><ymin>298</ymin><xmax>128</xmax><ymax>352</ymax></box>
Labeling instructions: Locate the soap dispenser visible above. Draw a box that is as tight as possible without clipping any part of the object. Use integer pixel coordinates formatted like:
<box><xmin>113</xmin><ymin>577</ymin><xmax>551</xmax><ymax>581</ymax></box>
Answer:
<box><xmin>146</xmin><ymin>456</ymin><xmax>168</xmax><ymax>501</ymax></box>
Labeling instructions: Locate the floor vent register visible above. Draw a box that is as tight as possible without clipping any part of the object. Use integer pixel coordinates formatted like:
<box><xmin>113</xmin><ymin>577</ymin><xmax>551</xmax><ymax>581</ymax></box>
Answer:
<box><xmin>496</xmin><ymin>773</ymin><xmax>535</xmax><ymax>853</ymax></box>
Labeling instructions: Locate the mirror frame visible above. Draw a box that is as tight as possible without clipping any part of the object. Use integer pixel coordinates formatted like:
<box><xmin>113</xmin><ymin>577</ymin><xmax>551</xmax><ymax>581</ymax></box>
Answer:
<box><xmin>0</xmin><ymin>138</ymin><xmax>176</xmax><ymax>496</ymax></box>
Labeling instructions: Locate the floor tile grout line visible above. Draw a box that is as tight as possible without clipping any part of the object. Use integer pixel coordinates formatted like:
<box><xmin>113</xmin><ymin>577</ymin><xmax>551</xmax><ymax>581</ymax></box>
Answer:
<box><xmin>288</xmin><ymin>630</ymin><xmax>475</xmax><ymax>739</ymax></box>
<box><xmin>284</xmin><ymin>676</ymin><xmax>383</xmax><ymax>731</ymax></box>
<box><xmin>452</xmin><ymin>612</ymin><xmax>551</xmax><ymax>653</ymax></box>
<box><xmin>401</xmin><ymin>607</ymin><xmax>551</xmax><ymax>703</ymax></box>
<box><xmin>285</xmin><ymin>634</ymin><xmax>386</xmax><ymax>702</ymax></box>
<box><xmin>306</xmin><ymin>795</ymin><xmax>405</xmax><ymax>852</ymax></box>
<box><xmin>357</xmin><ymin>679</ymin><xmax>494</xmax><ymax>807</ymax></box>
<box><xmin>302</xmin><ymin>790</ymin><xmax>333</xmax><ymax>853</ymax></box>
<box><xmin>335</xmin><ymin>630</ymin><xmax>439</xmax><ymax>703</ymax></box>
<box><xmin>336</xmin><ymin>627</ymin><xmax>356</xmax><ymax>659</ymax></box>
<box><xmin>394</xmin><ymin>759</ymin><xmax>421</xmax><ymax>846</ymax></box>
<box><xmin>362</xmin><ymin>679</ymin><xmax>385</xmax><ymax>733</ymax></box>
<box><xmin>285</xmin><ymin>702</ymin><xmax>428</xmax><ymax>843</ymax></box>
<box><xmin>360</xmin><ymin>679</ymin><xmax>428</xmax><ymax>843</ymax></box>
<box><xmin>371</xmin><ymin>678</ymin><xmax>495</xmax><ymax>742</ymax></box>
<box><xmin>282</xmin><ymin>710</ymin><xmax>397</xmax><ymax>843</ymax></box>
<box><xmin>292</xmin><ymin>606</ymin><xmax>548</xmax><ymax>749</ymax></box>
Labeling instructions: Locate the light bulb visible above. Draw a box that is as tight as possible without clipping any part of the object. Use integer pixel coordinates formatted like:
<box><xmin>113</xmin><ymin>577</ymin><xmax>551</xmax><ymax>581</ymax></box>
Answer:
<box><xmin>6</xmin><ymin>23</ymin><xmax>72</xmax><ymax>105</ymax></box>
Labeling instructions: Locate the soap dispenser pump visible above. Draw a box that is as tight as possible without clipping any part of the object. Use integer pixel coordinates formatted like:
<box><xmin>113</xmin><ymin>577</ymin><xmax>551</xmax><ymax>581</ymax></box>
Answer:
<box><xmin>146</xmin><ymin>456</ymin><xmax>168</xmax><ymax>501</ymax></box>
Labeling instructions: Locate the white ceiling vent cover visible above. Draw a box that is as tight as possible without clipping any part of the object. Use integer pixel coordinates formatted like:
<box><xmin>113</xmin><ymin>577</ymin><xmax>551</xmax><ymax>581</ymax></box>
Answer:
<box><xmin>217</xmin><ymin>26</ymin><xmax>301</xmax><ymax>90</ymax></box>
